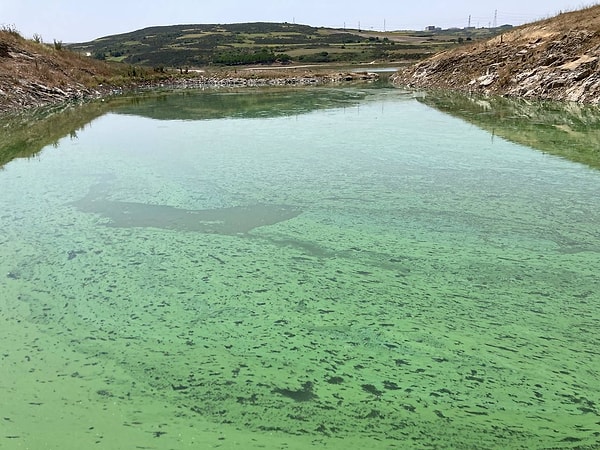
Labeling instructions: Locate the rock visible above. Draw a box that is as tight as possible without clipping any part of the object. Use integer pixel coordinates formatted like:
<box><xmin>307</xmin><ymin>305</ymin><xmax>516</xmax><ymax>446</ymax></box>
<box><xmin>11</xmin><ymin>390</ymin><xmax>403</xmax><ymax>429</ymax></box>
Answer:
<box><xmin>0</xmin><ymin>42</ymin><xmax>10</xmax><ymax>58</ymax></box>
<box><xmin>475</xmin><ymin>74</ymin><xmax>497</xmax><ymax>87</ymax></box>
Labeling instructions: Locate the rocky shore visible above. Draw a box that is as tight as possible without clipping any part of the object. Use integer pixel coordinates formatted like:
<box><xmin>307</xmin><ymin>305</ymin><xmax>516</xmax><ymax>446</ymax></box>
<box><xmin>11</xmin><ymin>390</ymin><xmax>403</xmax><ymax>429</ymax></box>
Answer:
<box><xmin>0</xmin><ymin>71</ymin><xmax>378</xmax><ymax>115</ymax></box>
<box><xmin>2</xmin><ymin>72</ymin><xmax>380</xmax><ymax>115</ymax></box>
<box><xmin>392</xmin><ymin>5</ymin><xmax>600</xmax><ymax>104</ymax></box>
<box><xmin>136</xmin><ymin>70</ymin><xmax>378</xmax><ymax>90</ymax></box>
<box><xmin>0</xmin><ymin>80</ymin><xmax>101</xmax><ymax>113</ymax></box>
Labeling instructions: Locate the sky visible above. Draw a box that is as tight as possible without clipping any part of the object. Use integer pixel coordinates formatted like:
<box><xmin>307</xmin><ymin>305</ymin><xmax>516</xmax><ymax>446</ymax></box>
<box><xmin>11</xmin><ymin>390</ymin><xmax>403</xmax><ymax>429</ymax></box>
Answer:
<box><xmin>1</xmin><ymin>0</ymin><xmax>598</xmax><ymax>42</ymax></box>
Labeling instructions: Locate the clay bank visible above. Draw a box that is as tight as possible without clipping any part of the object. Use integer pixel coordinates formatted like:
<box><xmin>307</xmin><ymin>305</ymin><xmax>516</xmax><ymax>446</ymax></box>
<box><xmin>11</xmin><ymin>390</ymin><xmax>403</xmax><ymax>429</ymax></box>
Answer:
<box><xmin>392</xmin><ymin>5</ymin><xmax>600</xmax><ymax>104</ymax></box>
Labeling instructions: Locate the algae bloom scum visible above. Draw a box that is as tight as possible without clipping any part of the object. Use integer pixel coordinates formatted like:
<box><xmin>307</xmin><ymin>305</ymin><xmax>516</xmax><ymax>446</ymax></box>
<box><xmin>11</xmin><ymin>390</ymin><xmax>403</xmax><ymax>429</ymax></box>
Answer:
<box><xmin>0</xmin><ymin>88</ymin><xmax>599</xmax><ymax>450</ymax></box>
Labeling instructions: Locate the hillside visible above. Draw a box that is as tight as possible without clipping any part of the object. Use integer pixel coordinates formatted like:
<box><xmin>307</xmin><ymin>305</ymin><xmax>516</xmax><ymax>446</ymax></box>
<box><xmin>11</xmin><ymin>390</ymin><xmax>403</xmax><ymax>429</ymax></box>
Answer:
<box><xmin>0</xmin><ymin>28</ymin><xmax>120</xmax><ymax>112</ymax></box>
<box><xmin>69</xmin><ymin>22</ymin><xmax>504</xmax><ymax>68</ymax></box>
<box><xmin>393</xmin><ymin>5</ymin><xmax>600</xmax><ymax>103</ymax></box>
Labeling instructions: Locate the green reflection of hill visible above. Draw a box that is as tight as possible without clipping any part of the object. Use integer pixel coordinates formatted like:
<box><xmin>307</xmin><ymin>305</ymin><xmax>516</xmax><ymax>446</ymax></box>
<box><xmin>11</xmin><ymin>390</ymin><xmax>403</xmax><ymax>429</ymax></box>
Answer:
<box><xmin>111</xmin><ymin>87</ymin><xmax>368</xmax><ymax>121</ymax></box>
<box><xmin>0</xmin><ymin>102</ymin><xmax>112</xmax><ymax>168</ymax></box>
<box><xmin>0</xmin><ymin>87</ymin><xmax>368</xmax><ymax>168</ymax></box>
<box><xmin>419</xmin><ymin>92</ymin><xmax>600</xmax><ymax>170</ymax></box>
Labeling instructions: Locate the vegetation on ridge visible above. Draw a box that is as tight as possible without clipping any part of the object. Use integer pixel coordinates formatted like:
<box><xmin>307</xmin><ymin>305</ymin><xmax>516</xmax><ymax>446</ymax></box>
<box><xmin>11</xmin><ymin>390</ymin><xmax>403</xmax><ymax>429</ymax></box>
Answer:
<box><xmin>68</xmin><ymin>22</ymin><xmax>507</xmax><ymax>68</ymax></box>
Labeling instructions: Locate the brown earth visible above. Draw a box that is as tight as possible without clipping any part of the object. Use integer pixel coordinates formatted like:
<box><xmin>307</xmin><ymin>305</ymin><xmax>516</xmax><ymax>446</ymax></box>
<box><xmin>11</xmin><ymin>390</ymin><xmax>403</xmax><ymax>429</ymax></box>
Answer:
<box><xmin>0</xmin><ymin>30</ymin><xmax>121</xmax><ymax>112</ymax></box>
<box><xmin>392</xmin><ymin>5</ymin><xmax>600</xmax><ymax>103</ymax></box>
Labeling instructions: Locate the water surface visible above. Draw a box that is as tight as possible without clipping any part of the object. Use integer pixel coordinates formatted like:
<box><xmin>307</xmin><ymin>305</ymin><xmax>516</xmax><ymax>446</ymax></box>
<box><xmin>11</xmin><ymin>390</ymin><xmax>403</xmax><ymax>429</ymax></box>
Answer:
<box><xmin>1</xmin><ymin>88</ymin><xmax>599</xmax><ymax>450</ymax></box>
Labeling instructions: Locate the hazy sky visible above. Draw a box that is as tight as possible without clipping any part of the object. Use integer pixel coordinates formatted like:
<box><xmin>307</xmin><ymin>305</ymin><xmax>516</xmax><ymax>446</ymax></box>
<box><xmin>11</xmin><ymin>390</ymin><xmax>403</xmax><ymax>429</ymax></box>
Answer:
<box><xmin>2</xmin><ymin>0</ymin><xmax>597</xmax><ymax>42</ymax></box>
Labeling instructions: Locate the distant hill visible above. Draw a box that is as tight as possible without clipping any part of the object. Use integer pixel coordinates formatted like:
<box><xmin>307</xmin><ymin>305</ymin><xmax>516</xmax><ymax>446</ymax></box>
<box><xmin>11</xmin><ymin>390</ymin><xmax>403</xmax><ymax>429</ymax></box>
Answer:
<box><xmin>68</xmin><ymin>22</ymin><xmax>503</xmax><ymax>68</ymax></box>
<box><xmin>393</xmin><ymin>5</ymin><xmax>600</xmax><ymax>103</ymax></box>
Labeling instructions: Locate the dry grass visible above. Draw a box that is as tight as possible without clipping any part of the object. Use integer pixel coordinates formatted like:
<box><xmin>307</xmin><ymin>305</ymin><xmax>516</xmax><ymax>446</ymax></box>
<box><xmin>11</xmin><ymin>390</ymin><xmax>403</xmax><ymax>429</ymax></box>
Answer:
<box><xmin>0</xmin><ymin>30</ymin><xmax>154</xmax><ymax>111</ymax></box>
<box><xmin>0</xmin><ymin>30</ymin><xmax>119</xmax><ymax>88</ymax></box>
<box><xmin>395</xmin><ymin>4</ymin><xmax>600</xmax><ymax>102</ymax></box>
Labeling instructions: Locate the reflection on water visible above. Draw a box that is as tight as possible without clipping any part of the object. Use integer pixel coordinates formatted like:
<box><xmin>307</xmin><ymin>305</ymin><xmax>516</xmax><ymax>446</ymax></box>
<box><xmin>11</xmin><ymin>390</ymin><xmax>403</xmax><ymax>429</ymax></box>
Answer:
<box><xmin>4</xmin><ymin>87</ymin><xmax>600</xmax><ymax>171</ymax></box>
<box><xmin>0</xmin><ymin>101</ymin><xmax>111</xmax><ymax>167</ymax></box>
<box><xmin>0</xmin><ymin>86</ymin><xmax>369</xmax><ymax>167</ymax></box>
<box><xmin>1</xmin><ymin>87</ymin><xmax>599</xmax><ymax>450</ymax></box>
<box><xmin>113</xmin><ymin>87</ymin><xmax>370</xmax><ymax>121</ymax></box>
<box><xmin>419</xmin><ymin>91</ymin><xmax>600</xmax><ymax>170</ymax></box>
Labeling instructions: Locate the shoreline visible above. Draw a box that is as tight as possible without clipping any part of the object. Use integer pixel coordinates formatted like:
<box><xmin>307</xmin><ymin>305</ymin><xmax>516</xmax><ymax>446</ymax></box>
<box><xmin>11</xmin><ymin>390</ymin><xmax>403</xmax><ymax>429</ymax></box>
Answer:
<box><xmin>0</xmin><ymin>70</ymin><xmax>380</xmax><ymax>116</ymax></box>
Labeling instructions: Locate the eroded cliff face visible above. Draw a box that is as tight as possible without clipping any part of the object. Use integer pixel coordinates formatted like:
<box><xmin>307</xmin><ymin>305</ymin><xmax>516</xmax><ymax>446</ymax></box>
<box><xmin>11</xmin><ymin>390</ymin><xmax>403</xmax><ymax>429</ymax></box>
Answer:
<box><xmin>0</xmin><ymin>31</ymin><xmax>116</xmax><ymax>113</ymax></box>
<box><xmin>393</xmin><ymin>6</ymin><xmax>600</xmax><ymax>104</ymax></box>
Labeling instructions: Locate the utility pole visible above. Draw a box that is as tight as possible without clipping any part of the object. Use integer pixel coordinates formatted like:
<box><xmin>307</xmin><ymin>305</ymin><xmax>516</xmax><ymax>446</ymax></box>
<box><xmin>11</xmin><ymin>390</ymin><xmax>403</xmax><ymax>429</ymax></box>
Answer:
<box><xmin>493</xmin><ymin>10</ymin><xmax>497</xmax><ymax>28</ymax></box>
<box><xmin>468</xmin><ymin>15</ymin><xmax>471</xmax><ymax>28</ymax></box>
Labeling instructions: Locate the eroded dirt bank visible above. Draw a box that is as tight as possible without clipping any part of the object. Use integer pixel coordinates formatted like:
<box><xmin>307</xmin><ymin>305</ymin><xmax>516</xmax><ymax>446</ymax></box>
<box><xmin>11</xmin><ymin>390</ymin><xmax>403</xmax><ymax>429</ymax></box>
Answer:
<box><xmin>393</xmin><ymin>6</ymin><xmax>600</xmax><ymax>104</ymax></box>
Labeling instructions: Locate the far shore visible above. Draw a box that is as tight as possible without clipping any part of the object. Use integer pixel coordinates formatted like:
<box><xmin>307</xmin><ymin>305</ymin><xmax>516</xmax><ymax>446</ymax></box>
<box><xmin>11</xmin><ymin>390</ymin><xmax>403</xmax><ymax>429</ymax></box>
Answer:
<box><xmin>0</xmin><ymin>67</ymin><xmax>389</xmax><ymax>115</ymax></box>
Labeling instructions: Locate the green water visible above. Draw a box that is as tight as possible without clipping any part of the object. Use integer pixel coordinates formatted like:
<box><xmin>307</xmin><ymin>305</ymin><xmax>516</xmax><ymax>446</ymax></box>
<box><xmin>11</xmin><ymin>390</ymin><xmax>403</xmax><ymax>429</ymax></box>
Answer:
<box><xmin>1</xmin><ymin>88</ymin><xmax>599</xmax><ymax>450</ymax></box>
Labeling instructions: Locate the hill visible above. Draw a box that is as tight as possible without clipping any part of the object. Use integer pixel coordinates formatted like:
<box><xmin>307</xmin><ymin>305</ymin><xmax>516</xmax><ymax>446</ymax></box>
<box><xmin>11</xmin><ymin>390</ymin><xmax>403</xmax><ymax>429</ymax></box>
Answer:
<box><xmin>393</xmin><ymin>5</ymin><xmax>600</xmax><ymax>103</ymax></box>
<box><xmin>0</xmin><ymin>27</ymin><xmax>121</xmax><ymax>112</ymax></box>
<box><xmin>68</xmin><ymin>22</ymin><xmax>504</xmax><ymax>68</ymax></box>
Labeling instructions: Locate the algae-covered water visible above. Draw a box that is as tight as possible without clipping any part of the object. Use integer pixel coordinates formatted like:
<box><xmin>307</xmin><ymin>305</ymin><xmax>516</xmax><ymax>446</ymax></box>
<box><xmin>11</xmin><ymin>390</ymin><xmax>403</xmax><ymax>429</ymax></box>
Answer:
<box><xmin>1</xmin><ymin>88</ymin><xmax>599</xmax><ymax>450</ymax></box>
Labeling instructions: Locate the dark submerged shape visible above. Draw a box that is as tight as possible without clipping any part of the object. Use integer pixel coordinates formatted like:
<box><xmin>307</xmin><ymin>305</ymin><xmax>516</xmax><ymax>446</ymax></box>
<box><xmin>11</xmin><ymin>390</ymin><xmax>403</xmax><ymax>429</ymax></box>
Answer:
<box><xmin>72</xmin><ymin>196</ymin><xmax>301</xmax><ymax>234</ymax></box>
